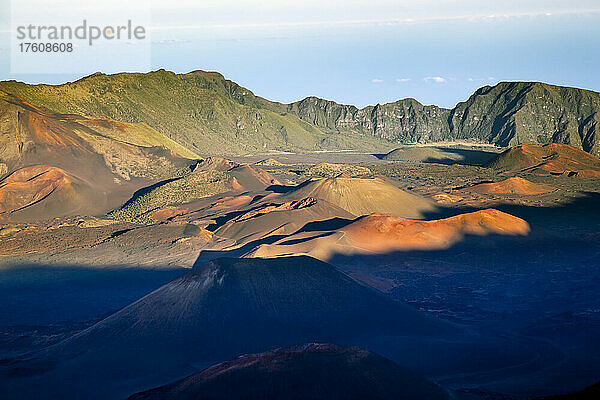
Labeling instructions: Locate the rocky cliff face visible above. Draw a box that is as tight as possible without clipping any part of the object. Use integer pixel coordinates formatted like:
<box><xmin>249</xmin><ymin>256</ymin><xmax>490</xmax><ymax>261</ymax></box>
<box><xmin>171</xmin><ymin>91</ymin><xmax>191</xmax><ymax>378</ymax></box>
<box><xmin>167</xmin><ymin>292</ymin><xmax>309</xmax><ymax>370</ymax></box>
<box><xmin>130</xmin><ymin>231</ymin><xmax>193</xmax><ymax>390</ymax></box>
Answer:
<box><xmin>288</xmin><ymin>82</ymin><xmax>600</xmax><ymax>155</ymax></box>
<box><xmin>450</xmin><ymin>82</ymin><xmax>600</xmax><ymax>154</ymax></box>
<box><xmin>287</xmin><ymin>97</ymin><xmax>451</xmax><ymax>143</ymax></box>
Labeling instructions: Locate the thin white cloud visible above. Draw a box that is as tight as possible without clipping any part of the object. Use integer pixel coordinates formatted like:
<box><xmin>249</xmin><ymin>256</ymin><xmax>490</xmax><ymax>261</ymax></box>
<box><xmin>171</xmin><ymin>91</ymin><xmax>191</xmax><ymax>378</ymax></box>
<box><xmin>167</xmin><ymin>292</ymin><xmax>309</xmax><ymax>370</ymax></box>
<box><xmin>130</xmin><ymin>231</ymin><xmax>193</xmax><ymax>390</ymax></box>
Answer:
<box><xmin>424</xmin><ymin>76</ymin><xmax>446</xmax><ymax>83</ymax></box>
<box><xmin>469</xmin><ymin>77</ymin><xmax>496</xmax><ymax>82</ymax></box>
<box><xmin>396</xmin><ymin>78</ymin><xmax>411</xmax><ymax>82</ymax></box>
<box><xmin>152</xmin><ymin>39</ymin><xmax>190</xmax><ymax>44</ymax></box>
<box><xmin>3</xmin><ymin>2</ymin><xmax>600</xmax><ymax>33</ymax></box>
<box><xmin>371</xmin><ymin>78</ymin><xmax>384</xmax><ymax>83</ymax></box>
<box><xmin>148</xmin><ymin>8</ymin><xmax>600</xmax><ymax>31</ymax></box>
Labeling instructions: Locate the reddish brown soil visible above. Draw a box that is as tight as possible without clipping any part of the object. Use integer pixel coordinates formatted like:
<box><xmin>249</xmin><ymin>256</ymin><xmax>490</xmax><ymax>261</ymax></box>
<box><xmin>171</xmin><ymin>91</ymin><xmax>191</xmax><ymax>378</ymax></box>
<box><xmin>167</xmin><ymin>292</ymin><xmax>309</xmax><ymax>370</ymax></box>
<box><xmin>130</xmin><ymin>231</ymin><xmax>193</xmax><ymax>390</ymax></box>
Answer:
<box><xmin>464</xmin><ymin>177</ymin><xmax>555</xmax><ymax>195</ymax></box>
<box><xmin>340</xmin><ymin>209</ymin><xmax>531</xmax><ymax>252</ymax></box>
<box><xmin>0</xmin><ymin>165</ymin><xmax>74</xmax><ymax>213</ymax></box>
<box><xmin>489</xmin><ymin>143</ymin><xmax>600</xmax><ymax>175</ymax></box>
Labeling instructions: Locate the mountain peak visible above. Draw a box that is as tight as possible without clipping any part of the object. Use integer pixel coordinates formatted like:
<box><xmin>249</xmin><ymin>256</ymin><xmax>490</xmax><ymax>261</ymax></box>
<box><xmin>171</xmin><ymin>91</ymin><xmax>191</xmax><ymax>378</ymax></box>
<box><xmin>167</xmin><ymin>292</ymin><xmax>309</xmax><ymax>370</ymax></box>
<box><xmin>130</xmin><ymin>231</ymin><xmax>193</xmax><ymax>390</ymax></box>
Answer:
<box><xmin>1</xmin><ymin>71</ymin><xmax>599</xmax><ymax>155</ymax></box>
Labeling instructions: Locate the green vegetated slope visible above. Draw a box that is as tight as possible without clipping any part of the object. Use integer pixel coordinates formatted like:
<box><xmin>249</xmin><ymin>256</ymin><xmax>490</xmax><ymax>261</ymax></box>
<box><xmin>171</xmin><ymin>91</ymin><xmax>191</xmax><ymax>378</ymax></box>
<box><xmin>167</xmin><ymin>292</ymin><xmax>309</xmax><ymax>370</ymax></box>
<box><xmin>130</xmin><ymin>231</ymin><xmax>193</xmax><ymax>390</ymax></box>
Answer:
<box><xmin>1</xmin><ymin>72</ymin><xmax>599</xmax><ymax>155</ymax></box>
<box><xmin>0</xmin><ymin>70</ymin><xmax>390</xmax><ymax>154</ymax></box>
<box><xmin>107</xmin><ymin>170</ymin><xmax>230</xmax><ymax>223</ymax></box>
<box><xmin>307</xmin><ymin>162</ymin><xmax>372</xmax><ymax>178</ymax></box>
<box><xmin>0</xmin><ymin>91</ymin><xmax>200</xmax><ymax>220</ymax></box>
<box><xmin>0</xmin><ymin>91</ymin><xmax>196</xmax><ymax>182</ymax></box>
<box><xmin>78</xmin><ymin>117</ymin><xmax>199</xmax><ymax>160</ymax></box>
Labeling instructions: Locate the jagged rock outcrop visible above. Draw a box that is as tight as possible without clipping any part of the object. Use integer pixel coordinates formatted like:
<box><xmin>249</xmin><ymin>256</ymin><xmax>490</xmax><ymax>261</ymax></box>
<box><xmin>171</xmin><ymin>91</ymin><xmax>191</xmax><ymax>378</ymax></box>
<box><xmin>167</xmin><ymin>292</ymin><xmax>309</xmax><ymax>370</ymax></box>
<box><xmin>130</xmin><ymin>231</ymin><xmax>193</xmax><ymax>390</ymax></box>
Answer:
<box><xmin>287</xmin><ymin>96</ymin><xmax>451</xmax><ymax>143</ymax></box>
<box><xmin>289</xmin><ymin>82</ymin><xmax>600</xmax><ymax>155</ymax></box>
<box><xmin>450</xmin><ymin>82</ymin><xmax>600</xmax><ymax>154</ymax></box>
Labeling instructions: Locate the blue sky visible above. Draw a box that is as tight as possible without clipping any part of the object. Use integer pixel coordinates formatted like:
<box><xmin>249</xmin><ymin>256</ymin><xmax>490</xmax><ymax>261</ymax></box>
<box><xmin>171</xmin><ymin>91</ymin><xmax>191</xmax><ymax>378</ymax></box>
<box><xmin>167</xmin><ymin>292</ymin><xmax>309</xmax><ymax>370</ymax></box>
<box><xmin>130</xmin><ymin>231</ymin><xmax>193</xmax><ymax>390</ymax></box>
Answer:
<box><xmin>0</xmin><ymin>0</ymin><xmax>599</xmax><ymax>108</ymax></box>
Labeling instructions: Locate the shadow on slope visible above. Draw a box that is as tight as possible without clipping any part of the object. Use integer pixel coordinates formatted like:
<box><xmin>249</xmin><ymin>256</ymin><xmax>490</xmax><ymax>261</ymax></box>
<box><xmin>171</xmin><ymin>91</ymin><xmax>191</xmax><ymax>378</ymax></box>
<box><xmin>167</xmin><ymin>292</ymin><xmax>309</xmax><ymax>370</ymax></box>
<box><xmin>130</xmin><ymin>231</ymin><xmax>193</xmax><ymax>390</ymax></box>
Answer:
<box><xmin>0</xmin><ymin>264</ymin><xmax>185</xmax><ymax>327</ymax></box>
<box><xmin>188</xmin><ymin>193</ymin><xmax>600</xmax><ymax>398</ymax></box>
<box><xmin>376</xmin><ymin>146</ymin><xmax>501</xmax><ymax>166</ymax></box>
<box><xmin>534</xmin><ymin>382</ymin><xmax>600</xmax><ymax>400</ymax></box>
<box><xmin>0</xmin><ymin>256</ymin><xmax>528</xmax><ymax>400</ymax></box>
<box><xmin>426</xmin><ymin>191</ymin><xmax>600</xmax><ymax>229</ymax></box>
<box><xmin>0</xmin><ymin>264</ymin><xmax>185</xmax><ymax>358</ymax></box>
<box><xmin>128</xmin><ymin>343</ymin><xmax>450</xmax><ymax>400</ymax></box>
<box><xmin>318</xmin><ymin>195</ymin><xmax>600</xmax><ymax>397</ymax></box>
<box><xmin>425</xmin><ymin>147</ymin><xmax>501</xmax><ymax>166</ymax></box>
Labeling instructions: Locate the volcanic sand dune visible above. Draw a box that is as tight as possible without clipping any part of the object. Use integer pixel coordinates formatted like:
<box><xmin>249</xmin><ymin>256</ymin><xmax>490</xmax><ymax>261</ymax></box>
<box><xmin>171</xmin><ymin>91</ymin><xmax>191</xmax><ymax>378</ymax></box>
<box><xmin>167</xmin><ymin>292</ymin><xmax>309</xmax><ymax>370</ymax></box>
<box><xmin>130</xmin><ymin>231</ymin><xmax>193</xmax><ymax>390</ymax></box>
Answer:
<box><xmin>282</xmin><ymin>175</ymin><xmax>436</xmax><ymax>218</ymax></box>
<box><xmin>194</xmin><ymin>157</ymin><xmax>238</xmax><ymax>172</ymax></box>
<box><xmin>253</xmin><ymin>157</ymin><xmax>285</xmax><ymax>166</ymax></box>
<box><xmin>247</xmin><ymin>209</ymin><xmax>530</xmax><ymax>260</ymax></box>
<box><xmin>150</xmin><ymin>193</ymin><xmax>258</xmax><ymax>224</ymax></box>
<box><xmin>194</xmin><ymin>157</ymin><xmax>281</xmax><ymax>191</ymax></box>
<box><xmin>148</xmin><ymin>207</ymin><xmax>188</xmax><ymax>222</ymax></box>
<box><xmin>0</xmin><ymin>92</ymin><xmax>198</xmax><ymax>220</ymax></box>
<box><xmin>128</xmin><ymin>343</ymin><xmax>450</xmax><ymax>400</ymax></box>
<box><xmin>487</xmin><ymin>143</ymin><xmax>600</xmax><ymax>175</ymax></box>
<box><xmin>206</xmin><ymin>194</ymin><xmax>254</xmax><ymax>211</ymax></box>
<box><xmin>0</xmin><ymin>92</ymin><xmax>196</xmax><ymax>178</ymax></box>
<box><xmin>227</xmin><ymin>164</ymin><xmax>282</xmax><ymax>191</ymax></box>
<box><xmin>431</xmin><ymin>192</ymin><xmax>463</xmax><ymax>204</ymax></box>
<box><xmin>234</xmin><ymin>197</ymin><xmax>320</xmax><ymax>222</ymax></box>
<box><xmin>107</xmin><ymin>162</ymin><xmax>284</xmax><ymax>223</ymax></box>
<box><xmin>211</xmin><ymin>197</ymin><xmax>355</xmax><ymax>248</ymax></box>
<box><xmin>1</xmin><ymin>94</ymin><xmax>98</xmax><ymax>172</ymax></box>
<box><xmin>462</xmin><ymin>177</ymin><xmax>555</xmax><ymax>195</ymax></box>
<box><xmin>2</xmin><ymin>256</ymin><xmax>470</xmax><ymax>400</ymax></box>
<box><xmin>0</xmin><ymin>165</ymin><xmax>99</xmax><ymax>220</ymax></box>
